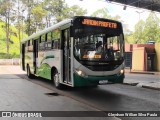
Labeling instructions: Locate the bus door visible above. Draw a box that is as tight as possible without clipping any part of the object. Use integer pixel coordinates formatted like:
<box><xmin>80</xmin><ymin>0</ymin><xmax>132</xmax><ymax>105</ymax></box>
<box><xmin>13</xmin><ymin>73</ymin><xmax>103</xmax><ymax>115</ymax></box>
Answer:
<box><xmin>62</xmin><ymin>29</ymin><xmax>71</xmax><ymax>84</ymax></box>
<box><xmin>21</xmin><ymin>43</ymin><xmax>25</xmax><ymax>70</ymax></box>
<box><xmin>33</xmin><ymin>39</ymin><xmax>38</xmax><ymax>74</ymax></box>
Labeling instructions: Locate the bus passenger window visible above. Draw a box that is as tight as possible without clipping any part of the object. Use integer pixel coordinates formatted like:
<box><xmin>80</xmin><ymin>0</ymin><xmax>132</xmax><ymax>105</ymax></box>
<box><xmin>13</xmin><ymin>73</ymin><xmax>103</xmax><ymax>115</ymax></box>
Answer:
<box><xmin>51</xmin><ymin>40</ymin><xmax>54</xmax><ymax>49</ymax></box>
<box><xmin>25</xmin><ymin>41</ymin><xmax>28</xmax><ymax>53</ymax></box>
<box><xmin>54</xmin><ymin>39</ymin><xmax>59</xmax><ymax>49</ymax></box>
<box><xmin>28</xmin><ymin>40</ymin><xmax>30</xmax><ymax>46</ymax></box>
<box><xmin>51</xmin><ymin>29</ymin><xmax>60</xmax><ymax>49</ymax></box>
<box><xmin>45</xmin><ymin>42</ymin><xmax>52</xmax><ymax>50</ymax></box>
<box><xmin>47</xmin><ymin>32</ymin><xmax>52</xmax><ymax>41</ymax></box>
<box><xmin>51</xmin><ymin>39</ymin><xmax>60</xmax><ymax>49</ymax></box>
<box><xmin>41</xmin><ymin>34</ymin><xmax>46</xmax><ymax>42</ymax></box>
<box><xmin>39</xmin><ymin>42</ymin><xmax>45</xmax><ymax>51</ymax></box>
<box><xmin>28</xmin><ymin>40</ymin><xmax>33</xmax><ymax>52</ymax></box>
<box><xmin>27</xmin><ymin>40</ymin><xmax>30</xmax><ymax>52</ymax></box>
<box><xmin>39</xmin><ymin>36</ymin><xmax>42</xmax><ymax>43</ymax></box>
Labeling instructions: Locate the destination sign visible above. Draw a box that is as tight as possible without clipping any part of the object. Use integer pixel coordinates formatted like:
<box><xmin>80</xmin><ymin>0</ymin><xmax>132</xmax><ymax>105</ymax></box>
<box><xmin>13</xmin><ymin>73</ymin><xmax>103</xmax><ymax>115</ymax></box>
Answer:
<box><xmin>83</xmin><ymin>54</ymin><xmax>101</xmax><ymax>59</ymax></box>
<box><xmin>82</xmin><ymin>19</ymin><xmax>117</xmax><ymax>28</ymax></box>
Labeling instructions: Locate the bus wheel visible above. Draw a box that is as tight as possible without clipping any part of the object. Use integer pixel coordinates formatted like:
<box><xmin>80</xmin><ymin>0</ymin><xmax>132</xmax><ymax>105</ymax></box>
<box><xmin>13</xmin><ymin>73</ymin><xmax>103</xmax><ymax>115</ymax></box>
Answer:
<box><xmin>27</xmin><ymin>65</ymin><xmax>34</xmax><ymax>79</ymax></box>
<box><xmin>53</xmin><ymin>70</ymin><xmax>62</xmax><ymax>89</ymax></box>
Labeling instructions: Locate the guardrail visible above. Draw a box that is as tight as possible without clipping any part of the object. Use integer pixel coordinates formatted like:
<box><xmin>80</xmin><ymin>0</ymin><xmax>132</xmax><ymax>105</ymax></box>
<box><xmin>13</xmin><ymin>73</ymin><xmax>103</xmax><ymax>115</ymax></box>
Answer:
<box><xmin>0</xmin><ymin>59</ymin><xmax>20</xmax><ymax>65</ymax></box>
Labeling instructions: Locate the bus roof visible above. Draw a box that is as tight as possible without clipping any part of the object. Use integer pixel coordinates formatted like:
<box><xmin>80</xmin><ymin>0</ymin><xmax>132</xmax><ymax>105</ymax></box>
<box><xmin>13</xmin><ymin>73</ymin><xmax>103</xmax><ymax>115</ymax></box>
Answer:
<box><xmin>21</xmin><ymin>16</ymin><xmax>122</xmax><ymax>43</ymax></box>
<box><xmin>21</xmin><ymin>19</ymin><xmax>72</xmax><ymax>43</ymax></box>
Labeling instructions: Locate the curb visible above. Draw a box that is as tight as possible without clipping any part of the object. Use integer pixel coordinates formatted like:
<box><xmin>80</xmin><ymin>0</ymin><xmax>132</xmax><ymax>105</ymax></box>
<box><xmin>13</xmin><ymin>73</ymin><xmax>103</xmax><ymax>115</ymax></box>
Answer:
<box><xmin>125</xmin><ymin>69</ymin><xmax>160</xmax><ymax>75</ymax></box>
<box><xmin>123</xmin><ymin>82</ymin><xmax>160</xmax><ymax>91</ymax></box>
<box><xmin>142</xmin><ymin>85</ymin><xmax>160</xmax><ymax>91</ymax></box>
<box><xmin>129</xmin><ymin>72</ymin><xmax>155</xmax><ymax>75</ymax></box>
<box><xmin>123</xmin><ymin>82</ymin><xmax>138</xmax><ymax>86</ymax></box>
<box><xmin>125</xmin><ymin>71</ymin><xmax>155</xmax><ymax>75</ymax></box>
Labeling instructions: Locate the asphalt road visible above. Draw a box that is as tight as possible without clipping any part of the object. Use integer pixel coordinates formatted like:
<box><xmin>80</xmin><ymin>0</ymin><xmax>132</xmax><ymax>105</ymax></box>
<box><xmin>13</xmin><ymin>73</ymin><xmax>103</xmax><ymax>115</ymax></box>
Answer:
<box><xmin>1</xmin><ymin>66</ymin><xmax>160</xmax><ymax>120</ymax></box>
<box><xmin>18</xmin><ymin>73</ymin><xmax>160</xmax><ymax>120</ymax></box>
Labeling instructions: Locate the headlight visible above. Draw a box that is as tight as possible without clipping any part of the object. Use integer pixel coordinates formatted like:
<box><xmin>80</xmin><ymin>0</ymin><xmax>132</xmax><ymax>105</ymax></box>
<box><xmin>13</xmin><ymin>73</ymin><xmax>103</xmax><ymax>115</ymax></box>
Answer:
<box><xmin>75</xmin><ymin>69</ymin><xmax>87</xmax><ymax>77</ymax></box>
<box><xmin>120</xmin><ymin>69</ymin><xmax>124</xmax><ymax>74</ymax></box>
<box><xmin>77</xmin><ymin>70</ymin><xmax>83</xmax><ymax>75</ymax></box>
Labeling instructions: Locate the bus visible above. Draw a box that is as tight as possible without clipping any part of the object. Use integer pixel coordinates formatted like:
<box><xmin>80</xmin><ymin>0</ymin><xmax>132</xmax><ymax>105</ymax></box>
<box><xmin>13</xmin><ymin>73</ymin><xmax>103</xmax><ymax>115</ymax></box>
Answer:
<box><xmin>20</xmin><ymin>16</ymin><xmax>125</xmax><ymax>88</ymax></box>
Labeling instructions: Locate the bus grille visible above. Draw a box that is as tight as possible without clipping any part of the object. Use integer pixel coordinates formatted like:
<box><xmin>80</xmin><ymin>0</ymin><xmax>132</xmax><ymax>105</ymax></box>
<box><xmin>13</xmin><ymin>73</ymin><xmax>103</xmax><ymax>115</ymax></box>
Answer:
<box><xmin>86</xmin><ymin>65</ymin><xmax>119</xmax><ymax>71</ymax></box>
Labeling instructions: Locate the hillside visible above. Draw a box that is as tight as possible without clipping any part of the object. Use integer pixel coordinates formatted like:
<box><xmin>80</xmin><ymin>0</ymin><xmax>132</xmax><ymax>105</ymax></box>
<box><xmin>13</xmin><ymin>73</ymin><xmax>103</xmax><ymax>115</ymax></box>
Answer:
<box><xmin>0</xmin><ymin>21</ymin><xmax>27</xmax><ymax>58</ymax></box>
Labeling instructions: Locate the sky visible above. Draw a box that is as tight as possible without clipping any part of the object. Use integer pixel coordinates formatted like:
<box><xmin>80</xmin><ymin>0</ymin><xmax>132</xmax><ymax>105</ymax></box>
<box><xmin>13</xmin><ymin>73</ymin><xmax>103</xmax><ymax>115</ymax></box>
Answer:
<box><xmin>65</xmin><ymin>0</ymin><xmax>160</xmax><ymax>31</ymax></box>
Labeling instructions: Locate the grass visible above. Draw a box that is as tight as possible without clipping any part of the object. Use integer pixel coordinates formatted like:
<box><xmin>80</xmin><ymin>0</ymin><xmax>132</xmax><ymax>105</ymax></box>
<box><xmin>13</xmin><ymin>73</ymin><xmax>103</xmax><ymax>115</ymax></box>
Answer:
<box><xmin>0</xmin><ymin>21</ymin><xmax>27</xmax><ymax>58</ymax></box>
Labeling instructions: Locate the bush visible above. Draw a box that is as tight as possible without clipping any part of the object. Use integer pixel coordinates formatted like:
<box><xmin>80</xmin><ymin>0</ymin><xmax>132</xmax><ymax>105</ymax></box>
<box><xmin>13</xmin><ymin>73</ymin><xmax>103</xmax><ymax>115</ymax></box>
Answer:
<box><xmin>0</xmin><ymin>53</ymin><xmax>20</xmax><ymax>59</ymax></box>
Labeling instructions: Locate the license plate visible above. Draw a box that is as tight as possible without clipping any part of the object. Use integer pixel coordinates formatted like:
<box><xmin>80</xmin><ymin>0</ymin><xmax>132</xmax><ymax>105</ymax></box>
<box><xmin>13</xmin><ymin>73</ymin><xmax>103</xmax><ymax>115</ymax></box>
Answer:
<box><xmin>99</xmin><ymin>80</ymin><xmax>108</xmax><ymax>84</ymax></box>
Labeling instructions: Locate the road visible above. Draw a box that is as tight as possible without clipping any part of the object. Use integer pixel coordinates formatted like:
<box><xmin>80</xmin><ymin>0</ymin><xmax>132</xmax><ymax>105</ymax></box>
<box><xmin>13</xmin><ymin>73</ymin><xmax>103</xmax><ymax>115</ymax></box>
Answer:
<box><xmin>0</xmin><ymin>66</ymin><xmax>160</xmax><ymax>120</ymax></box>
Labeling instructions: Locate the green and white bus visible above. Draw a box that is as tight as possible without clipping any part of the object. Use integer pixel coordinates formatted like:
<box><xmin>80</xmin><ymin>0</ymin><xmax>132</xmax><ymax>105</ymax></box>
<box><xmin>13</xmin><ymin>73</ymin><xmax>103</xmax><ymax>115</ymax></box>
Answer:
<box><xmin>20</xmin><ymin>16</ymin><xmax>125</xmax><ymax>88</ymax></box>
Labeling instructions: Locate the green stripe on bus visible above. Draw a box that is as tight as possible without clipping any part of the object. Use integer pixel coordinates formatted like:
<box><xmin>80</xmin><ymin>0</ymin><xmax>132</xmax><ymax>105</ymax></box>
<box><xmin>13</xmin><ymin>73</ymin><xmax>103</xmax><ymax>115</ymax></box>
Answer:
<box><xmin>37</xmin><ymin>63</ymin><xmax>52</xmax><ymax>80</ymax></box>
<box><xmin>40</xmin><ymin>55</ymin><xmax>55</xmax><ymax>64</ymax></box>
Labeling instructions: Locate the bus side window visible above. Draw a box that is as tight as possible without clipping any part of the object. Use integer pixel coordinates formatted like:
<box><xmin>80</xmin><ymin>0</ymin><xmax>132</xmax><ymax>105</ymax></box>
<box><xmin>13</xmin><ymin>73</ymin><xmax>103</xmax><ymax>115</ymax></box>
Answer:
<box><xmin>52</xmin><ymin>29</ymin><xmax>60</xmax><ymax>49</ymax></box>
<box><xmin>27</xmin><ymin>40</ymin><xmax>30</xmax><ymax>52</ymax></box>
<box><xmin>41</xmin><ymin>34</ymin><xmax>46</xmax><ymax>42</ymax></box>
<box><xmin>45</xmin><ymin>41</ymin><xmax>52</xmax><ymax>50</ymax></box>
<box><xmin>39</xmin><ymin>42</ymin><xmax>45</xmax><ymax>51</ymax></box>
<box><xmin>52</xmin><ymin>39</ymin><xmax>60</xmax><ymax>49</ymax></box>
<box><xmin>39</xmin><ymin>36</ymin><xmax>45</xmax><ymax>51</ymax></box>
<box><xmin>51</xmin><ymin>40</ymin><xmax>54</xmax><ymax>49</ymax></box>
<box><xmin>54</xmin><ymin>39</ymin><xmax>60</xmax><ymax>49</ymax></box>
<box><xmin>45</xmin><ymin>32</ymin><xmax>52</xmax><ymax>50</ymax></box>
<box><xmin>28</xmin><ymin>40</ymin><xmax>33</xmax><ymax>52</ymax></box>
<box><xmin>28</xmin><ymin>40</ymin><xmax>30</xmax><ymax>46</ymax></box>
<box><xmin>57</xmin><ymin>39</ymin><xmax>60</xmax><ymax>49</ymax></box>
<box><xmin>45</xmin><ymin>33</ymin><xmax>47</xmax><ymax>42</ymax></box>
<box><xmin>47</xmin><ymin>32</ymin><xmax>52</xmax><ymax>41</ymax></box>
<box><xmin>25</xmin><ymin>41</ymin><xmax>28</xmax><ymax>53</ymax></box>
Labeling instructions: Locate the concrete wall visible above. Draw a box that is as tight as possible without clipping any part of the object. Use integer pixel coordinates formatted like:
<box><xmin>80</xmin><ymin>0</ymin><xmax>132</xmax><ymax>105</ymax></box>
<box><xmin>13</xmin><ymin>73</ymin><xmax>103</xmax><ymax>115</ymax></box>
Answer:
<box><xmin>133</xmin><ymin>44</ymin><xmax>155</xmax><ymax>49</ymax></box>
<box><xmin>132</xmin><ymin>47</ymin><xmax>145</xmax><ymax>71</ymax></box>
<box><xmin>125</xmin><ymin>44</ymin><xmax>133</xmax><ymax>52</ymax></box>
<box><xmin>155</xmin><ymin>43</ymin><xmax>160</xmax><ymax>71</ymax></box>
<box><xmin>0</xmin><ymin>59</ymin><xmax>20</xmax><ymax>65</ymax></box>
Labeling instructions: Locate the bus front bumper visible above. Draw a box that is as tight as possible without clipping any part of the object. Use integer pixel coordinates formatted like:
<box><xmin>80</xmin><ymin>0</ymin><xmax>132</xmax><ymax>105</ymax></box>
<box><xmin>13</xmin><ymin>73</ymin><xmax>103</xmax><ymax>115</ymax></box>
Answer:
<box><xmin>73</xmin><ymin>73</ymin><xmax>125</xmax><ymax>87</ymax></box>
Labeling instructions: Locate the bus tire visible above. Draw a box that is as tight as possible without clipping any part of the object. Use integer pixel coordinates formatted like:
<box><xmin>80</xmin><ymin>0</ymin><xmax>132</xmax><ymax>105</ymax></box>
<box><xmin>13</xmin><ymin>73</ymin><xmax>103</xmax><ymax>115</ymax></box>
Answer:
<box><xmin>53</xmin><ymin>70</ymin><xmax>62</xmax><ymax>89</ymax></box>
<box><xmin>27</xmin><ymin>65</ymin><xmax>34</xmax><ymax>79</ymax></box>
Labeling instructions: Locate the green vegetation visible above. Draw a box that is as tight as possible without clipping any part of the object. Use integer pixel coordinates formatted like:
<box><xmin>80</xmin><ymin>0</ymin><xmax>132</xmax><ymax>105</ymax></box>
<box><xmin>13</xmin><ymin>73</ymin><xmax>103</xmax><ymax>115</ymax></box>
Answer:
<box><xmin>0</xmin><ymin>1</ymin><xmax>160</xmax><ymax>59</ymax></box>
<box><xmin>0</xmin><ymin>0</ymin><xmax>87</xmax><ymax>59</ymax></box>
<box><xmin>132</xmin><ymin>12</ymin><xmax>160</xmax><ymax>43</ymax></box>
<box><xmin>0</xmin><ymin>22</ymin><xmax>24</xmax><ymax>58</ymax></box>
<box><xmin>92</xmin><ymin>8</ymin><xmax>160</xmax><ymax>44</ymax></box>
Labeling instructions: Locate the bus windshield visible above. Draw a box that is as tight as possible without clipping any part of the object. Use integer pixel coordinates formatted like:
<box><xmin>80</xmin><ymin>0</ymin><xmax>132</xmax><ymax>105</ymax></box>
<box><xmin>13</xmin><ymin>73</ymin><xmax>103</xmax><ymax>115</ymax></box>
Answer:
<box><xmin>74</xmin><ymin>34</ymin><xmax>124</xmax><ymax>62</ymax></box>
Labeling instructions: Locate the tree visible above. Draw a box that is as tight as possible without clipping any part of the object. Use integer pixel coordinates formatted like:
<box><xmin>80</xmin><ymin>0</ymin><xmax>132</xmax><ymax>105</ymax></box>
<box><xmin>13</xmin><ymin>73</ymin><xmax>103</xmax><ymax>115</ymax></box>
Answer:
<box><xmin>31</xmin><ymin>5</ymin><xmax>47</xmax><ymax>32</ymax></box>
<box><xmin>62</xmin><ymin>5</ymin><xmax>87</xmax><ymax>21</ymax></box>
<box><xmin>1</xmin><ymin>0</ymin><xmax>87</xmax><ymax>37</ymax></box>
<box><xmin>20</xmin><ymin>0</ymin><xmax>87</xmax><ymax>34</ymax></box>
<box><xmin>43</xmin><ymin>0</ymin><xmax>87</xmax><ymax>24</ymax></box>
<box><xmin>91</xmin><ymin>8</ymin><xmax>123</xmax><ymax>22</ymax></box>
<box><xmin>42</xmin><ymin>0</ymin><xmax>67</xmax><ymax>24</ymax></box>
<box><xmin>21</xmin><ymin>0</ymin><xmax>37</xmax><ymax>35</ymax></box>
<box><xmin>11</xmin><ymin>0</ymin><xmax>26</xmax><ymax>42</ymax></box>
<box><xmin>91</xmin><ymin>8</ymin><xmax>111</xmax><ymax>18</ymax></box>
<box><xmin>0</xmin><ymin>0</ymin><xmax>15</xmax><ymax>58</ymax></box>
<box><xmin>133</xmin><ymin>20</ymin><xmax>145</xmax><ymax>43</ymax></box>
<box><xmin>143</xmin><ymin>12</ymin><xmax>160</xmax><ymax>43</ymax></box>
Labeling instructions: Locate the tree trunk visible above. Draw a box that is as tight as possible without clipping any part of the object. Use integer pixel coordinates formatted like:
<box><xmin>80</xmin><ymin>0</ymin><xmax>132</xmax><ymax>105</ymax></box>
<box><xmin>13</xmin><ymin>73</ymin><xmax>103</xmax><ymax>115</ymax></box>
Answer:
<box><xmin>6</xmin><ymin>11</ymin><xmax>10</xmax><ymax>58</ymax></box>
